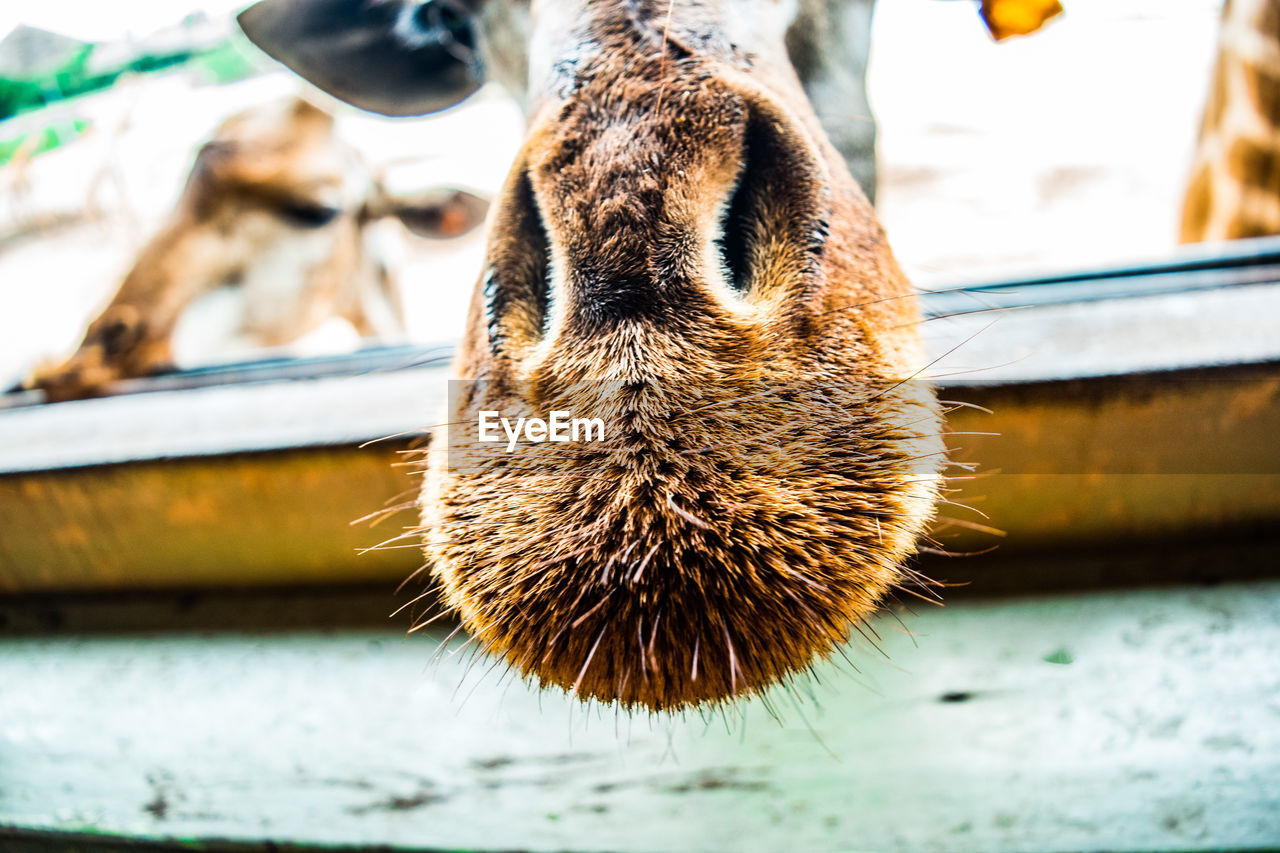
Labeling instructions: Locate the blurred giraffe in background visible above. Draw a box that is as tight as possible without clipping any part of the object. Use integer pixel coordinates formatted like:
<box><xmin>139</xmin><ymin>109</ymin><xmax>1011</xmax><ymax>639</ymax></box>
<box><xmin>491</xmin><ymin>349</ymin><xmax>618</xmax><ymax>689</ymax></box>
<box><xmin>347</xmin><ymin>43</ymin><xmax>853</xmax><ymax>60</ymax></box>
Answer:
<box><xmin>1181</xmin><ymin>0</ymin><xmax>1280</xmax><ymax>242</ymax></box>
<box><xmin>25</xmin><ymin>96</ymin><xmax>488</xmax><ymax>402</ymax></box>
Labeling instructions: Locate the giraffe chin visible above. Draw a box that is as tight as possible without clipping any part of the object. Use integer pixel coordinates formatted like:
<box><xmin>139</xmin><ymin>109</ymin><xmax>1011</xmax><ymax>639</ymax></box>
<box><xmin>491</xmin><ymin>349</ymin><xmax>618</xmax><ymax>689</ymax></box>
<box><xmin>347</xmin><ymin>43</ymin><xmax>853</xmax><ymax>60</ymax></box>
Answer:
<box><xmin>421</xmin><ymin>368</ymin><xmax>943</xmax><ymax>711</ymax></box>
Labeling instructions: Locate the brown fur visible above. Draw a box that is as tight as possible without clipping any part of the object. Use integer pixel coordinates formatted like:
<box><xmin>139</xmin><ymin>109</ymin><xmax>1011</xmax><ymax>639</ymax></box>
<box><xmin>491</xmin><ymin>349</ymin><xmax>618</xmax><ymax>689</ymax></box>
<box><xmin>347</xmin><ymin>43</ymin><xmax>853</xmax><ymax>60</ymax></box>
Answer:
<box><xmin>26</xmin><ymin>97</ymin><xmax>486</xmax><ymax>402</ymax></box>
<box><xmin>1181</xmin><ymin>0</ymin><xmax>1280</xmax><ymax>242</ymax></box>
<box><xmin>415</xmin><ymin>0</ymin><xmax>943</xmax><ymax>710</ymax></box>
<box><xmin>238</xmin><ymin>0</ymin><xmax>944</xmax><ymax>710</ymax></box>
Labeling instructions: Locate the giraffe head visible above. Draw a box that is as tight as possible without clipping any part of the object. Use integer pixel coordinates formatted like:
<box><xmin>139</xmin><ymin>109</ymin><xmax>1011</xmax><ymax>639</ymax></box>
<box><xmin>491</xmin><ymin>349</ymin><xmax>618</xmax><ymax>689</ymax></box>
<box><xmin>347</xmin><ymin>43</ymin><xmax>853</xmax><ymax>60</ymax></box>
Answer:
<box><xmin>242</xmin><ymin>0</ymin><xmax>944</xmax><ymax>710</ymax></box>
<box><xmin>26</xmin><ymin>96</ymin><xmax>488</xmax><ymax>402</ymax></box>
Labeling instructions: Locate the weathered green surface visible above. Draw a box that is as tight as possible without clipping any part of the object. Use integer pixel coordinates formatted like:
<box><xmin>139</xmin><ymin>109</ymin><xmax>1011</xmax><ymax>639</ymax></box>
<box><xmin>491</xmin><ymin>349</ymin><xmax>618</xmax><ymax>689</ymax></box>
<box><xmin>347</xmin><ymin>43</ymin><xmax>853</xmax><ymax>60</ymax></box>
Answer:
<box><xmin>2</xmin><ymin>582</ymin><xmax>1278</xmax><ymax>852</ymax></box>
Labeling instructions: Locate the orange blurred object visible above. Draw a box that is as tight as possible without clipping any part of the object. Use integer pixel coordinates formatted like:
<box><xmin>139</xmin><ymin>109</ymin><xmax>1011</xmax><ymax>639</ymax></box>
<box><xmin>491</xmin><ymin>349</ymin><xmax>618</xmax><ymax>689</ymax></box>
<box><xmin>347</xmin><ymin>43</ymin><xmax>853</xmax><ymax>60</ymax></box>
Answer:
<box><xmin>981</xmin><ymin>0</ymin><xmax>1064</xmax><ymax>40</ymax></box>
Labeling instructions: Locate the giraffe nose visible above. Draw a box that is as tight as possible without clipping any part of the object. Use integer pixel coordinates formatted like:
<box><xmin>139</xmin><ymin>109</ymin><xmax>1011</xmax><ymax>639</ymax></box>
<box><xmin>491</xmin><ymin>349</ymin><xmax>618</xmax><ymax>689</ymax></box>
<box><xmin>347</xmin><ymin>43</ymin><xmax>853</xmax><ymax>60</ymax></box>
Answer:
<box><xmin>479</xmin><ymin>97</ymin><xmax>831</xmax><ymax>355</ymax></box>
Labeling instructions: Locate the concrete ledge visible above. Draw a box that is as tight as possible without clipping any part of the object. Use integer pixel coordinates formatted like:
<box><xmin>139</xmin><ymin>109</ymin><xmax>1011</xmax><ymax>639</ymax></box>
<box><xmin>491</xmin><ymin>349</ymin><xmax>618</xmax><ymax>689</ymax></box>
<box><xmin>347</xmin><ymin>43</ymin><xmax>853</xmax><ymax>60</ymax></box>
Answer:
<box><xmin>1</xmin><ymin>581</ymin><xmax>1278</xmax><ymax>852</ymax></box>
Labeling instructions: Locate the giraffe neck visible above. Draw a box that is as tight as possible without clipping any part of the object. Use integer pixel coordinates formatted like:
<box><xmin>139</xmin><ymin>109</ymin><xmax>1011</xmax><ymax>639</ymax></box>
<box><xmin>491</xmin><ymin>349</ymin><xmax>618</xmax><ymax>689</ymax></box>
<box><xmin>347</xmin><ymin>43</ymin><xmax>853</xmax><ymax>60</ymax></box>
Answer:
<box><xmin>1181</xmin><ymin>0</ymin><xmax>1280</xmax><ymax>242</ymax></box>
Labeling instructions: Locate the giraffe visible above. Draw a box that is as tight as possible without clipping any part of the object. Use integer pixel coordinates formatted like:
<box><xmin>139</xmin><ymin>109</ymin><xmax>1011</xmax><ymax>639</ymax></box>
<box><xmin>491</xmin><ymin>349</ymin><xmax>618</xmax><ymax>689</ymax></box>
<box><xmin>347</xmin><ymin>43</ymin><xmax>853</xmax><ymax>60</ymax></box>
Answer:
<box><xmin>241</xmin><ymin>0</ymin><xmax>940</xmax><ymax>710</ymax></box>
<box><xmin>237</xmin><ymin>0</ymin><xmax>1063</xmax><ymax>711</ymax></box>
<box><xmin>1181</xmin><ymin>0</ymin><xmax>1280</xmax><ymax>242</ymax></box>
<box><xmin>25</xmin><ymin>96</ymin><xmax>489</xmax><ymax>402</ymax></box>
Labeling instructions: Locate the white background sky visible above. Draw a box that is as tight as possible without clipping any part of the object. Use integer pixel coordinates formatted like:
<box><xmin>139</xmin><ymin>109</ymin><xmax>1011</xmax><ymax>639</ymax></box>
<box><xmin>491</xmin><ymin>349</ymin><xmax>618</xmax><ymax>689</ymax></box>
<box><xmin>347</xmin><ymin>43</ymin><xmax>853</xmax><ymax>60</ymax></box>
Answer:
<box><xmin>1</xmin><ymin>0</ymin><xmax>1224</xmax><ymax>43</ymax></box>
<box><xmin>1</xmin><ymin>0</ymin><xmax>251</xmax><ymax>42</ymax></box>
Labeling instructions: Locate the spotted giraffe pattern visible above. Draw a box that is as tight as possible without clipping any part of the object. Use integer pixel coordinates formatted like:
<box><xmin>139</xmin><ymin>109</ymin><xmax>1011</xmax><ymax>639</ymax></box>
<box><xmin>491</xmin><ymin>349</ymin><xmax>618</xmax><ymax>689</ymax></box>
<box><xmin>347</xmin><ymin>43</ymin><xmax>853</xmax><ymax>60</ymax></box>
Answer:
<box><xmin>1182</xmin><ymin>0</ymin><xmax>1280</xmax><ymax>242</ymax></box>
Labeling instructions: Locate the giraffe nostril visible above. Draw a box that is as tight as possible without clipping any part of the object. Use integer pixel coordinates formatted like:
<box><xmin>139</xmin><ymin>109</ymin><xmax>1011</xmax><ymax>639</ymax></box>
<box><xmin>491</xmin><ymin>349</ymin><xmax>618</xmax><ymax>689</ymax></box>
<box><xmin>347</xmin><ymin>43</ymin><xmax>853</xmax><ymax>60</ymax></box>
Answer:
<box><xmin>714</xmin><ymin>108</ymin><xmax>828</xmax><ymax>301</ymax></box>
<box><xmin>484</xmin><ymin>169</ymin><xmax>552</xmax><ymax>352</ymax></box>
<box><xmin>716</xmin><ymin>135</ymin><xmax>756</xmax><ymax>295</ymax></box>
